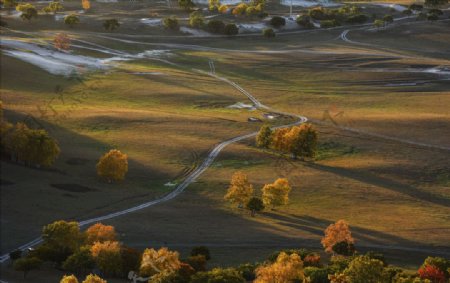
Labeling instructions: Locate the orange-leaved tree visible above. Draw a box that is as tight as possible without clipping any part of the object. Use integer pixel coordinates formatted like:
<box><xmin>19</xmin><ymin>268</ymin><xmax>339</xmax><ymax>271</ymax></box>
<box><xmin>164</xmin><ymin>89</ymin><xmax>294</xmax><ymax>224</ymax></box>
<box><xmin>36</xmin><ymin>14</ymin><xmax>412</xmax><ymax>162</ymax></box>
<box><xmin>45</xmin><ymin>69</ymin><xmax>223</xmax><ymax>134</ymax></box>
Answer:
<box><xmin>321</xmin><ymin>220</ymin><xmax>355</xmax><ymax>253</ymax></box>
<box><xmin>90</xmin><ymin>241</ymin><xmax>122</xmax><ymax>277</ymax></box>
<box><xmin>261</xmin><ymin>178</ymin><xmax>291</xmax><ymax>209</ymax></box>
<box><xmin>254</xmin><ymin>252</ymin><xmax>304</xmax><ymax>283</ymax></box>
<box><xmin>54</xmin><ymin>33</ymin><xmax>71</xmax><ymax>51</ymax></box>
<box><xmin>224</xmin><ymin>171</ymin><xmax>254</xmax><ymax>208</ymax></box>
<box><xmin>96</xmin><ymin>149</ymin><xmax>128</xmax><ymax>182</ymax></box>
<box><xmin>85</xmin><ymin>223</ymin><xmax>117</xmax><ymax>244</ymax></box>
<box><xmin>81</xmin><ymin>0</ymin><xmax>90</xmax><ymax>10</ymax></box>
<box><xmin>140</xmin><ymin>247</ymin><xmax>181</xmax><ymax>277</ymax></box>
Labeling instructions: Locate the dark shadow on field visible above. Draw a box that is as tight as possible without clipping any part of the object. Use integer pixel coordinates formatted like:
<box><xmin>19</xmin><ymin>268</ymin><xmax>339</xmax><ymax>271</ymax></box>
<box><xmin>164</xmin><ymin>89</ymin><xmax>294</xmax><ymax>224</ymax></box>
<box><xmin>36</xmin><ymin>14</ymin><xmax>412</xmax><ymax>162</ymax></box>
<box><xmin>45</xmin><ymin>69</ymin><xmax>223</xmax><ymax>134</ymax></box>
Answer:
<box><xmin>304</xmin><ymin>162</ymin><xmax>450</xmax><ymax>208</ymax></box>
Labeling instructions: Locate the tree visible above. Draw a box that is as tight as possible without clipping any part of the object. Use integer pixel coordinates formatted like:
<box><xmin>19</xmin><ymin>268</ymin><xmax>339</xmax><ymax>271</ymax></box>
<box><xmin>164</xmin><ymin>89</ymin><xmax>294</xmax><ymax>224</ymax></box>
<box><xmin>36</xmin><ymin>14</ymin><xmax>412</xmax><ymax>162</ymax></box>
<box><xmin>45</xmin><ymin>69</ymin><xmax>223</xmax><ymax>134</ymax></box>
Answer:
<box><xmin>425</xmin><ymin>0</ymin><xmax>448</xmax><ymax>7</ymax></box>
<box><xmin>269</xmin><ymin>16</ymin><xmax>286</xmax><ymax>28</ymax></box>
<box><xmin>256</xmin><ymin>125</ymin><xmax>272</xmax><ymax>148</ymax></box>
<box><xmin>304</xmin><ymin>267</ymin><xmax>329</xmax><ymax>283</ymax></box>
<box><xmin>54</xmin><ymin>33</ymin><xmax>71</xmax><ymax>50</ymax></box>
<box><xmin>383</xmin><ymin>14</ymin><xmax>393</xmax><ymax>25</ymax></box>
<box><xmin>427</xmin><ymin>13</ymin><xmax>439</xmax><ymax>21</ymax></box>
<box><xmin>263</xmin><ymin>28</ymin><xmax>275</xmax><ymax>38</ymax></box>
<box><xmin>163</xmin><ymin>16</ymin><xmax>179</xmax><ymax>31</ymax></box>
<box><xmin>332</xmin><ymin>241</ymin><xmax>355</xmax><ymax>256</ymax></box>
<box><xmin>16</xmin><ymin>3</ymin><xmax>38</xmax><ymax>21</ymax></box>
<box><xmin>2</xmin><ymin>0</ymin><xmax>17</xmax><ymax>9</ymax></box>
<box><xmin>63</xmin><ymin>246</ymin><xmax>95</xmax><ymax>275</ymax></box>
<box><xmin>373</xmin><ymin>19</ymin><xmax>384</xmax><ymax>29</ymax></box>
<box><xmin>218</xmin><ymin>4</ymin><xmax>228</xmax><ymax>13</ymax></box>
<box><xmin>103</xmin><ymin>19</ymin><xmax>120</xmax><ymax>31</ymax></box>
<box><xmin>246</xmin><ymin>197</ymin><xmax>264</xmax><ymax>216</ymax></box>
<box><xmin>26</xmin><ymin>128</ymin><xmax>61</xmax><ymax>166</ymax></box>
<box><xmin>208</xmin><ymin>0</ymin><xmax>220</xmax><ymax>11</ymax></box>
<box><xmin>64</xmin><ymin>14</ymin><xmax>80</xmax><ymax>27</ymax></box>
<box><xmin>207</xmin><ymin>19</ymin><xmax>225</xmax><ymax>34</ymax></box>
<box><xmin>285</xmin><ymin>123</ymin><xmax>318</xmax><ymax>159</ymax></box>
<box><xmin>297</xmin><ymin>14</ymin><xmax>314</xmax><ymax>28</ymax></box>
<box><xmin>96</xmin><ymin>149</ymin><xmax>128</xmax><ymax>182</ymax></box>
<box><xmin>224</xmin><ymin>171</ymin><xmax>254</xmax><ymax>208</ymax></box>
<box><xmin>85</xmin><ymin>223</ymin><xmax>117</xmax><ymax>244</ymax></box>
<box><xmin>187</xmin><ymin>255</ymin><xmax>207</xmax><ymax>272</ymax></box>
<box><xmin>42</xmin><ymin>220</ymin><xmax>81</xmax><ymax>263</ymax></box>
<box><xmin>140</xmin><ymin>247</ymin><xmax>181</xmax><ymax>277</ymax></box>
<box><xmin>42</xmin><ymin>1</ymin><xmax>63</xmax><ymax>14</ymax></box>
<box><xmin>191</xmin><ymin>246</ymin><xmax>210</xmax><ymax>261</ymax></box>
<box><xmin>421</xmin><ymin>257</ymin><xmax>449</xmax><ymax>279</ymax></box>
<box><xmin>418</xmin><ymin>265</ymin><xmax>446</xmax><ymax>283</ymax></box>
<box><xmin>261</xmin><ymin>178</ymin><xmax>291</xmax><ymax>209</ymax></box>
<box><xmin>232</xmin><ymin>3</ymin><xmax>248</xmax><ymax>16</ymax></box>
<box><xmin>81</xmin><ymin>0</ymin><xmax>90</xmax><ymax>10</ymax></box>
<box><xmin>189</xmin><ymin>11</ymin><xmax>204</xmax><ymax>28</ymax></box>
<box><xmin>178</xmin><ymin>0</ymin><xmax>194</xmax><ymax>10</ymax></box>
<box><xmin>190</xmin><ymin>268</ymin><xmax>245</xmax><ymax>283</ymax></box>
<box><xmin>120</xmin><ymin>246</ymin><xmax>142</xmax><ymax>275</ymax></box>
<box><xmin>90</xmin><ymin>241</ymin><xmax>122</xmax><ymax>277</ymax></box>
<box><xmin>343</xmin><ymin>256</ymin><xmax>384</xmax><ymax>283</ymax></box>
<box><xmin>13</xmin><ymin>257</ymin><xmax>43</xmax><ymax>278</ymax></box>
<box><xmin>321</xmin><ymin>220</ymin><xmax>354</xmax><ymax>253</ymax></box>
<box><xmin>255</xmin><ymin>252</ymin><xmax>304</xmax><ymax>283</ymax></box>
<box><xmin>82</xmin><ymin>274</ymin><xmax>107</xmax><ymax>283</ymax></box>
<box><xmin>60</xmin><ymin>274</ymin><xmax>79</xmax><ymax>283</ymax></box>
<box><xmin>224</xmin><ymin>23</ymin><xmax>239</xmax><ymax>36</ymax></box>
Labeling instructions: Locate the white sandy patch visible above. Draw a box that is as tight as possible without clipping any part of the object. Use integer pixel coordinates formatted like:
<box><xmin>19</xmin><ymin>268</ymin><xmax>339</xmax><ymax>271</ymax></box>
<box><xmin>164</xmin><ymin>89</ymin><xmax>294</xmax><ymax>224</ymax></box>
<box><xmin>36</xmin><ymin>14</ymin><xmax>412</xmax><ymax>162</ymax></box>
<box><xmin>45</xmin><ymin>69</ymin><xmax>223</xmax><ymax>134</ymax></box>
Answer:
<box><xmin>180</xmin><ymin>27</ymin><xmax>212</xmax><ymax>36</ymax></box>
<box><xmin>227</xmin><ymin>102</ymin><xmax>256</xmax><ymax>110</ymax></box>
<box><xmin>280</xmin><ymin>0</ymin><xmax>339</xmax><ymax>7</ymax></box>
<box><xmin>54</xmin><ymin>14</ymin><xmax>66</xmax><ymax>21</ymax></box>
<box><xmin>140</xmin><ymin>18</ymin><xmax>162</xmax><ymax>26</ymax></box>
<box><xmin>425</xmin><ymin>67</ymin><xmax>450</xmax><ymax>76</ymax></box>
<box><xmin>237</xmin><ymin>22</ymin><xmax>267</xmax><ymax>33</ymax></box>
<box><xmin>0</xmin><ymin>11</ymin><xmax>21</xmax><ymax>18</ymax></box>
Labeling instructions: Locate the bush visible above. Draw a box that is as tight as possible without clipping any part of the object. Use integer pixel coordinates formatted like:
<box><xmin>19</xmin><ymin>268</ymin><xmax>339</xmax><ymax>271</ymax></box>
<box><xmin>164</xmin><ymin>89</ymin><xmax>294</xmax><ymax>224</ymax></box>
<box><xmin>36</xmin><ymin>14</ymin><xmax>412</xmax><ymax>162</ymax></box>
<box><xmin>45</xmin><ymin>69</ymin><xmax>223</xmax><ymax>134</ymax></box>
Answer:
<box><xmin>332</xmin><ymin>241</ymin><xmax>355</xmax><ymax>256</ymax></box>
<box><xmin>190</xmin><ymin>268</ymin><xmax>245</xmax><ymax>283</ymax></box>
<box><xmin>189</xmin><ymin>11</ymin><xmax>204</xmax><ymax>28</ymax></box>
<box><xmin>309</xmin><ymin>7</ymin><xmax>328</xmax><ymax>20</ymax></box>
<box><xmin>383</xmin><ymin>14</ymin><xmax>394</xmax><ymax>24</ymax></box>
<box><xmin>163</xmin><ymin>16</ymin><xmax>179</xmax><ymax>30</ymax></box>
<box><xmin>62</xmin><ymin>246</ymin><xmax>95</xmax><ymax>275</ymax></box>
<box><xmin>246</xmin><ymin>197</ymin><xmax>264</xmax><ymax>216</ymax></box>
<box><xmin>262</xmin><ymin>28</ymin><xmax>275</xmax><ymax>38</ymax></box>
<box><xmin>320</xmin><ymin>19</ymin><xmax>340</xmax><ymax>28</ymax></box>
<box><xmin>224</xmin><ymin>23</ymin><xmax>239</xmax><ymax>36</ymax></box>
<box><xmin>237</xmin><ymin>263</ymin><xmax>257</xmax><ymax>281</ymax></box>
<box><xmin>96</xmin><ymin>149</ymin><xmax>128</xmax><ymax>182</ymax></box>
<box><xmin>64</xmin><ymin>14</ymin><xmax>80</xmax><ymax>27</ymax></box>
<box><xmin>346</xmin><ymin>14</ymin><xmax>368</xmax><ymax>24</ymax></box>
<box><xmin>269</xmin><ymin>16</ymin><xmax>285</xmax><ymax>28</ymax></box>
<box><xmin>207</xmin><ymin>19</ymin><xmax>225</xmax><ymax>33</ymax></box>
<box><xmin>296</xmin><ymin>14</ymin><xmax>314</xmax><ymax>28</ymax></box>
<box><xmin>304</xmin><ymin>267</ymin><xmax>330</xmax><ymax>283</ymax></box>
<box><xmin>190</xmin><ymin>246</ymin><xmax>211</xmax><ymax>260</ymax></box>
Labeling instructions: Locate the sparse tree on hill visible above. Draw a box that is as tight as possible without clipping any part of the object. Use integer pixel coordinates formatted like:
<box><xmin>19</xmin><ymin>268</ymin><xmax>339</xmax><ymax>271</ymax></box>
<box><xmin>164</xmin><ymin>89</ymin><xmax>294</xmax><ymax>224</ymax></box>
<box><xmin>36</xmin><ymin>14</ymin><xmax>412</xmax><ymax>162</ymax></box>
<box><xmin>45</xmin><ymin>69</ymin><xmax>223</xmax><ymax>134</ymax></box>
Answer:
<box><xmin>85</xmin><ymin>223</ymin><xmax>117</xmax><ymax>244</ymax></box>
<box><xmin>321</xmin><ymin>220</ymin><xmax>354</xmax><ymax>253</ymax></box>
<box><xmin>224</xmin><ymin>171</ymin><xmax>254</xmax><ymax>208</ymax></box>
<box><xmin>261</xmin><ymin>178</ymin><xmax>291</xmax><ymax>209</ymax></box>
<box><xmin>163</xmin><ymin>16</ymin><xmax>179</xmax><ymax>31</ymax></box>
<box><xmin>189</xmin><ymin>11</ymin><xmax>204</xmax><ymax>28</ymax></box>
<box><xmin>254</xmin><ymin>252</ymin><xmax>304</xmax><ymax>283</ymax></box>
<box><xmin>178</xmin><ymin>0</ymin><xmax>194</xmax><ymax>10</ymax></box>
<box><xmin>60</xmin><ymin>274</ymin><xmax>79</xmax><ymax>283</ymax></box>
<box><xmin>90</xmin><ymin>241</ymin><xmax>122</xmax><ymax>277</ymax></box>
<box><xmin>64</xmin><ymin>14</ymin><xmax>80</xmax><ymax>27</ymax></box>
<box><xmin>42</xmin><ymin>1</ymin><xmax>63</xmax><ymax>14</ymax></box>
<box><xmin>13</xmin><ymin>257</ymin><xmax>43</xmax><ymax>278</ymax></box>
<box><xmin>140</xmin><ymin>247</ymin><xmax>181</xmax><ymax>277</ymax></box>
<box><xmin>218</xmin><ymin>4</ymin><xmax>228</xmax><ymax>13</ymax></box>
<box><xmin>82</xmin><ymin>274</ymin><xmax>107</xmax><ymax>283</ymax></box>
<box><xmin>256</xmin><ymin>125</ymin><xmax>272</xmax><ymax>149</ymax></box>
<box><xmin>96</xmin><ymin>149</ymin><xmax>128</xmax><ymax>182</ymax></box>
<box><xmin>246</xmin><ymin>196</ymin><xmax>264</xmax><ymax>216</ymax></box>
<box><xmin>103</xmin><ymin>19</ymin><xmax>120</xmax><ymax>31</ymax></box>
<box><xmin>16</xmin><ymin>3</ymin><xmax>38</xmax><ymax>21</ymax></box>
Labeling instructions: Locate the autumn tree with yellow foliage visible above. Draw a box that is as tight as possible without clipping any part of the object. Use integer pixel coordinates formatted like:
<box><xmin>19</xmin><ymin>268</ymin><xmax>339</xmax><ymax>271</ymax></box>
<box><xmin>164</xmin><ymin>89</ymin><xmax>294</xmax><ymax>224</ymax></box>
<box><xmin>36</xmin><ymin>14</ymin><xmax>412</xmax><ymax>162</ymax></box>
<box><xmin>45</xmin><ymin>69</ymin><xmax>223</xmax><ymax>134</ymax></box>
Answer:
<box><xmin>261</xmin><ymin>178</ymin><xmax>291</xmax><ymax>209</ymax></box>
<box><xmin>224</xmin><ymin>171</ymin><xmax>254</xmax><ymax>208</ymax></box>
<box><xmin>272</xmin><ymin>123</ymin><xmax>318</xmax><ymax>159</ymax></box>
<box><xmin>85</xmin><ymin>223</ymin><xmax>117</xmax><ymax>244</ymax></box>
<box><xmin>90</xmin><ymin>241</ymin><xmax>122</xmax><ymax>276</ymax></box>
<box><xmin>81</xmin><ymin>0</ymin><xmax>90</xmax><ymax>10</ymax></box>
<box><xmin>254</xmin><ymin>252</ymin><xmax>305</xmax><ymax>283</ymax></box>
<box><xmin>60</xmin><ymin>275</ymin><xmax>79</xmax><ymax>283</ymax></box>
<box><xmin>96</xmin><ymin>149</ymin><xmax>128</xmax><ymax>182</ymax></box>
<box><xmin>321</xmin><ymin>220</ymin><xmax>355</xmax><ymax>253</ymax></box>
<box><xmin>140</xmin><ymin>247</ymin><xmax>181</xmax><ymax>277</ymax></box>
<box><xmin>82</xmin><ymin>274</ymin><xmax>107</xmax><ymax>283</ymax></box>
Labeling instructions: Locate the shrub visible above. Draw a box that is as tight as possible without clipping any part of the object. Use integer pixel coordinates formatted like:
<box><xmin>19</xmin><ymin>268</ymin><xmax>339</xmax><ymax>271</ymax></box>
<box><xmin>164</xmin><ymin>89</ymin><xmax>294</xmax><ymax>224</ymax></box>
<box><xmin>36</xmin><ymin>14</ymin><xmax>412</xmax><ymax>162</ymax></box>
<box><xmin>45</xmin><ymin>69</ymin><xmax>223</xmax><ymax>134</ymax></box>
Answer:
<box><xmin>346</xmin><ymin>14</ymin><xmax>368</xmax><ymax>24</ymax></box>
<box><xmin>224</xmin><ymin>23</ymin><xmax>239</xmax><ymax>36</ymax></box>
<box><xmin>304</xmin><ymin>267</ymin><xmax>330</xmax><ymax>283</ymax></box>
<box><xmin>246</xmin><ymin>197</ymin><xmax>265</xmax><ymax>216</ymax></box>
<box><xmin>269</xmin><ymin>16</ymin><xmax>285</xmax><ymax>28</ymax></box>
<box><xmin>237</xmin><ymin>263</ymin><xmax>257</xmax><ymax>281</ymax></box>
<box><xmin>262</xmin><ymin>28</ymin><xmax>275</xmax><ymax>38</ymax></box>
<box><xmin>190</xmin><ymin>268</ymin><xmax>245</xmax><ymax>283</ymax></box>
<box><xmin>189</xmin><ymin>11</ymin><xmax>204</xmax><ymax>28</ymax></box>
<box><xmin>190</xmin><ymin>246</ymin><xmax>211</xmax><ymax>260</ymax></box>
<box><xmin>163</xmin><ymin>16</ymin><xmax>179</xmax><ymax>31</ymax></box>
<box><xmin>320</xmin><ymin>19</ymin><xmax>340</xmax><ymax>28</ymax></box>
<box><xmin>296</xmin><ymin>14</ymin><xmax>314</xmax><ymax>28</ymax></box>
<box><xmin>207</xmin><ymin>19</ymin><xmax>225</xmax><ymax>33</ymax></box>
<box><xmin>64</xmin><ymin>14</ymin><xmax>80</xmax><ymax>27</ymax></box>
<box><xmin>14</xmin><ymin>257</ymin><xmax>43</xmax><ymax>278</ymax></box>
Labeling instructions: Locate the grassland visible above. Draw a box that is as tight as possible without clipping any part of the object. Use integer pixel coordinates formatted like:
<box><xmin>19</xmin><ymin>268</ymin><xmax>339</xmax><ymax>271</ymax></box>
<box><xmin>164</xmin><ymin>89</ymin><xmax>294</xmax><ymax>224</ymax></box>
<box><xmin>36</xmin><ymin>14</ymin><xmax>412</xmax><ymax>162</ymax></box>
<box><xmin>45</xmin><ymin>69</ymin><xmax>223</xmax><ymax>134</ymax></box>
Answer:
<box><xmin>1</xmin><ymin>0</ymin><xmax>450</xmax><ymax>281</ymax></box>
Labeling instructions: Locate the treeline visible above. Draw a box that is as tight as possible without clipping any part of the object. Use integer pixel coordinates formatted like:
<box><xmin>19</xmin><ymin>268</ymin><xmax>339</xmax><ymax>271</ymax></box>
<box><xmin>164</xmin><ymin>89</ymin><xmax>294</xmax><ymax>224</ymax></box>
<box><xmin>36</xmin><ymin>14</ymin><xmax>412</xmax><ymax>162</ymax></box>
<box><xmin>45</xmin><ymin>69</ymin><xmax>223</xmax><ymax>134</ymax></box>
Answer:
<box><xmin>256</xmin><ymin>123</ymin><xmax>318</xmax><ymax>160</ymax></box>
<box><xmin>9</xmin><ymin>220</ymin><xmax>450</xmax><ymax>282</ymax></box>
<box><xmin>0</xmin><ymin>102</ymin><xmax>60</xmax><ymax>167</ymax></box>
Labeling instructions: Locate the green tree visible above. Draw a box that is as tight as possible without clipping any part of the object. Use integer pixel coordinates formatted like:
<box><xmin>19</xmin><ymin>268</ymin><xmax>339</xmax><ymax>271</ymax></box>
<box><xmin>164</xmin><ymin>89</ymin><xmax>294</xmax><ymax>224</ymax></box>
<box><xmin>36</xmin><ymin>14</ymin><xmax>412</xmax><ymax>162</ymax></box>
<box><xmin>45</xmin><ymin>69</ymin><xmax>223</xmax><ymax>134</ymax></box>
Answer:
<box><xmin>16</xmin><ymin>3</ymin><xmax>38</xmax><ymax>21</ymax></box>
<box><xmin>163</xmin><ymin>16</ymin><xmax>180</xmax><ymax>31</ymax></box>
<box><xmin>344</xmin><ymin>256</ymin><xmax>384</xmax><ymax>283</ymax></box>
<box><xmin>269</xmin><ymin>16</ymin><xmax>285</xmax><ymax>28</ymax></box>
<box><xmin>190</xmin><ymin>268</ymin><xmax>245</xmax><ymax>283</ymax></box>
<box><xmin>304</xmin><ymin>267</ymin><xmax>329</xmax><ymax>283</ymax></box>
<box><xmin>262</xmin><ymin>28</ymin><xmax>275</xmax><ymax>38</ymax></box>
<box><xmin>189</xmin><ymin>11</ymin><xmax>204</xmax><ymax>28</ymax></box>
<box><xmin>256</xmin><ymin>125</ymin><xmax>272</xmax><ymax>148</ymax></box>
<box><xmin>13</xmin><ymin>257</ymin><xmax>43</xmax><ymax>278</ymax></box>
<box><xmin>42</xmin><ymin>220</ymin><xmax>81</xmax><ymax>263</ymax></box>
<box><xmin>286</xmin><ymin>123</ymin><xmax>318</xmax><ymax>159</ymax></box>
<box><xmin>246</xmin><ymin>197</ymin><xmax>264</xmax><ymax>216</ymax></box>
<box><xmin>224</xmin><ymin>23</ymin><xmax>239</xmax><ymax>36</ymax></box>
<box><xmin>207</xmin><ymin>19</ymin><xmax>225</xmax><ymax>33</ymax></box>
<box><xmin>62</xmin><ymin>246</ymin><xmax>95</xmax><ymax>275</ymax></box>
<box><xmin>178</xmin><ymin>0</ymin><xmax>194</xmax><ymax>10</ymax></box>
<box><xmin>64</xmin><ymin>14</ymin><xmax>80</xmax><ymax>27</ymax></box>
<box><xmin>103</xmin><ymin>19</ymin><xmax>120</xmax><ymax>31</ymax></box>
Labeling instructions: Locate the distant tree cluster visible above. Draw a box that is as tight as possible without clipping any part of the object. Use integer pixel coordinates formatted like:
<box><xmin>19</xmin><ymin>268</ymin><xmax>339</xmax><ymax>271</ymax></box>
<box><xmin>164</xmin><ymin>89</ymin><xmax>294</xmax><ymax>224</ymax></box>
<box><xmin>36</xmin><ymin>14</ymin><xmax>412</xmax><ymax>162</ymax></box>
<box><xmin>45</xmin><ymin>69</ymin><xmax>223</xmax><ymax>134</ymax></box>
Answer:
<box><xmin>256</xmin><ymin>123</ymin><xmax>318</xmax><ymax>160</ymax></box>
<box><xmin>224</xmin><ymin>171</ymin><xmax>292</xmax><ymax>215</ymax></box>
<box><xmin>231</xmin><ymin>0</ymin><xmax>267</xmax><ymax>18</ymax></box>
<box><xmin>0</xmin><ymin>103</ymin><xmax>60</xmax><ymax>167</ymax></box>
